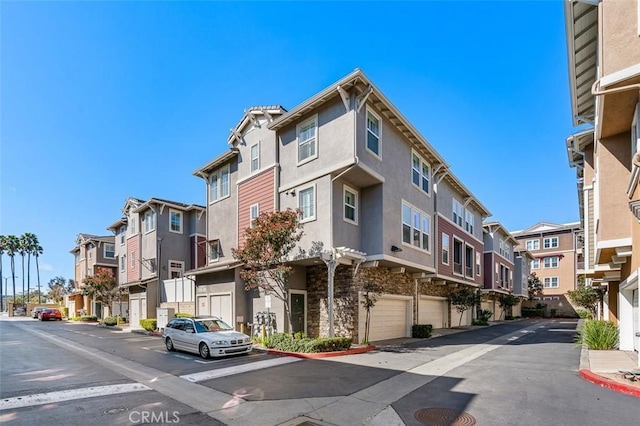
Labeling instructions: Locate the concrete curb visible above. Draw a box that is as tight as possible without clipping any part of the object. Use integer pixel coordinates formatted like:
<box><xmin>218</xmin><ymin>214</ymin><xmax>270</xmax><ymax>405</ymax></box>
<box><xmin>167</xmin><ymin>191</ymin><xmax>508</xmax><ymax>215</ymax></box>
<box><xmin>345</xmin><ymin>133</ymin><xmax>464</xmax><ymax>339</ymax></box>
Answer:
<box><xmin>267</xmin><ymin>345</ymin><xmax>376</xmax><ymax>359</ymax></box>
<box><xmin>578</xmin><ymin>369</ymin><xmax>640</xmax><ymax>398</ymax></box>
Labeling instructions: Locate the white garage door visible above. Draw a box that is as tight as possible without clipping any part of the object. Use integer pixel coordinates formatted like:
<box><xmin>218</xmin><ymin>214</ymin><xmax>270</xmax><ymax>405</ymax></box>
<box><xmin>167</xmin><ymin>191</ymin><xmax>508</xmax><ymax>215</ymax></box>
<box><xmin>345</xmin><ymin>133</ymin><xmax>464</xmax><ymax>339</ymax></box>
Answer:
<box><xmin>130</xmin><ymin>296</ymin><xmax>140</xmax><ymax>328</ymax></box>
<box><xmin>210</xmin><ymin>294</ymin><xmax>232</xmax><ymax>327</ymax></box>
<box><xmin>360</xmin><ymin>296</ymin><xmax>410</xmax><ymax>342</ymax></box>
<box><xmin>419</xmin><ymin>297</ymin><xmax>447</xmax><ymax>329</ymax></box>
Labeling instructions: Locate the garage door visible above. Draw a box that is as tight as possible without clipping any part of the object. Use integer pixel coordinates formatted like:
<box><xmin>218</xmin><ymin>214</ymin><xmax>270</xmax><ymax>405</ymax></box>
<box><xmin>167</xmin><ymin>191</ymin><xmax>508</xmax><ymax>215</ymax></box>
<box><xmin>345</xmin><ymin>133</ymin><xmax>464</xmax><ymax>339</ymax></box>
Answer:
<box><xmin>130</xmin><ymin>296</ymin><xmax>140</xmax><ymax>328</ymax></box>
<box><xmin>360</xmin><ymin>296</ymin><xmax>410</xmax><ymax>342</ymax></box>
<box><xmin>419</xmin><ymin>297</ymin><xmax>447</xmax><ymax>329</ymax></box>
<box><xmin>210</xmin><ymin>294</ymin><xmax>232</xmax><ymax>327</ymax></box>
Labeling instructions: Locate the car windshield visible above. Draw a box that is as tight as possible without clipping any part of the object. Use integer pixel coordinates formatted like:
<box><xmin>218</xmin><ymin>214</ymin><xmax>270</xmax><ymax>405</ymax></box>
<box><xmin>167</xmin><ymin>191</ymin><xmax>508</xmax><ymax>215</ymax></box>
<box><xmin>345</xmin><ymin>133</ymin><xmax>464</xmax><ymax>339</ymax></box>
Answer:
<box><xmin>194</xmin><ymin>319</ymin><xmax>233</xmax><ymax>333</ymax></box>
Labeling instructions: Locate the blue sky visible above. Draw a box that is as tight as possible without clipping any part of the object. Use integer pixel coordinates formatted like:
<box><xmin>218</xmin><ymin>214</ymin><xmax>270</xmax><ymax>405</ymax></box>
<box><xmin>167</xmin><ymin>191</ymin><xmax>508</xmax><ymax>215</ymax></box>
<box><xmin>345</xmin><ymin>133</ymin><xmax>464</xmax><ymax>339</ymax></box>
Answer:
<box><xmin>1</xmin><ymin>1</ymin><xmax>580</xmax><ymax>294</ymax></box>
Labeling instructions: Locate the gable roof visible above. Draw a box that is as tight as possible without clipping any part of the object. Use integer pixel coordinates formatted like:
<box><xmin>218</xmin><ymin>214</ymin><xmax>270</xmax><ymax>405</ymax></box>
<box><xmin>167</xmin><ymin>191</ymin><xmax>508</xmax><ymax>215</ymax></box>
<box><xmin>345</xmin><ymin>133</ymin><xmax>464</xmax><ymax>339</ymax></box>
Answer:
<box><xmin>133</xmin><ymin>197</ymin><xmax>206</xmax><ymax>214</ymax></box>
<box><xmin>511</xmin><ymin>221</ymin><xmax>581</xmax><ymax>236</ymax></box>
<box><xmin>70</xmin><ymin>233</ymin><xmax>115</xmax><ymax>253</ymax></box>
<box><xmin>227</xmin><ymin>105</ymin><xmax>287</xmax><ymax>146</ymax></box>
<box><xmin>483</xmin><ymin>221</ymin><xmax>518</xmax><ymax>245</ymax></box>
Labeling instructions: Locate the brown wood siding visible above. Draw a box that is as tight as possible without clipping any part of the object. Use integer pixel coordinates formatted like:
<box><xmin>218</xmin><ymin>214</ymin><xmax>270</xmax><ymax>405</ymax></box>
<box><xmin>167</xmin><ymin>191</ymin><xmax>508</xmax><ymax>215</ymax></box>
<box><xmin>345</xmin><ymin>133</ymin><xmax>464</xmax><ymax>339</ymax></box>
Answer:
<box><xmin>483</xmin><ymin>253</ymin><xmax>493</xmax><ymax>289</ymax></box>
<box><xmin>197</xmin><ymin>236</ymin><xmax>206</xmax><ymax>268</ymax></box>
<box><xmin>438</xmin><ymin>216</ymin><xmax>482</xmax><ymax>285</ymax></box>
<box><xmin>238</xmin><ymin>168</ymin><xmax>275</xmax><ymax>247</ymax></box>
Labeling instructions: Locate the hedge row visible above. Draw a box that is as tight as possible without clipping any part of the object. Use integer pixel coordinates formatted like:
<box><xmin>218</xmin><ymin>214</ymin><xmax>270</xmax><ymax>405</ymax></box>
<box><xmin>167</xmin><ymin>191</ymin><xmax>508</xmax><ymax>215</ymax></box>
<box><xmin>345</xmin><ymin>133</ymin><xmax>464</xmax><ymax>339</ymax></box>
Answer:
<box><xmin>266</xmin><ymin>333</ymin><xmax>352</xmax><ymax>353</ymax></box>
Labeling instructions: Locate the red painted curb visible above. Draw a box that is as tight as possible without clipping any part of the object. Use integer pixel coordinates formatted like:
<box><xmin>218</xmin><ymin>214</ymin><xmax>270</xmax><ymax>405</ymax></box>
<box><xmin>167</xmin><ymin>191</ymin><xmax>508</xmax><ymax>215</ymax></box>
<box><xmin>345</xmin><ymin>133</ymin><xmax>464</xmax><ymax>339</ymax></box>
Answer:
<box><xmin>267</xmin><ymin>345</ymin><xmax>376</xmax><ymax>359</ymax></box>
<box><xmin>579</xmin><ymin>369</ymin><xmax>640</xmax><ymax>398</ymax></box>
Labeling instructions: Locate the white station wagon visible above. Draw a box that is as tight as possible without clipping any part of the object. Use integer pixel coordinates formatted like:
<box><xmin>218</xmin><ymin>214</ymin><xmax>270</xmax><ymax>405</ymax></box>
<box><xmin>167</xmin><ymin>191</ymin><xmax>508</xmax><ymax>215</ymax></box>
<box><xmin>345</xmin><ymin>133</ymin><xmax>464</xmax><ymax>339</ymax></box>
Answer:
<box><xmin>163</xmin><ymin>316</ymin><xmax>252</xmax><ymax>359</ymax></box>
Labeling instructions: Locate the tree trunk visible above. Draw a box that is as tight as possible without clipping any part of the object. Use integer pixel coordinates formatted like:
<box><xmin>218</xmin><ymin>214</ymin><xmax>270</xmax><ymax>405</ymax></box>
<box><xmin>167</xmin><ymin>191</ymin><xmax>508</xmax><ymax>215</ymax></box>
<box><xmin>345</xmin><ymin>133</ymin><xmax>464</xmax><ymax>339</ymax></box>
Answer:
<box><xmin>459</xmin><ymin>310</ymin><xmax>464</xmax><ymax>327</ymax></box>
<box><xmin>36</xmin><ymin>255</ymin><xmax>41</xmax><ymax>304</ymax></box>
<box><xmin>27</xmin><ymin>254</ymin><xmax>31</xmax><ymax>304</ymax></box>
<box><xmin>21</xmin><ymin>256</ymin><xmax>25</xmax><ymax>303</ymax></box>
<box><xmin>364</xmin><ymin>307</ymin><xmax>371</xmax><ymax>344</ymax></box>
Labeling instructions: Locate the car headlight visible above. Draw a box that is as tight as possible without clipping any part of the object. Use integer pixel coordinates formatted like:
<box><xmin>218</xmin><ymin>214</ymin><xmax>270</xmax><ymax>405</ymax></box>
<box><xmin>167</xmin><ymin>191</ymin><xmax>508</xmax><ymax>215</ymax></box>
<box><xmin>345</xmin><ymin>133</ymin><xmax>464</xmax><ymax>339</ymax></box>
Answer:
<box><xmin>244</xmin><ymin>338</ymin><xmax>251</xmax><ymax>343</ymax></box>
<box><xmin>212</xmin><ymin>340</ymin><xmax>229</xmax><ymax>346</ymax></box>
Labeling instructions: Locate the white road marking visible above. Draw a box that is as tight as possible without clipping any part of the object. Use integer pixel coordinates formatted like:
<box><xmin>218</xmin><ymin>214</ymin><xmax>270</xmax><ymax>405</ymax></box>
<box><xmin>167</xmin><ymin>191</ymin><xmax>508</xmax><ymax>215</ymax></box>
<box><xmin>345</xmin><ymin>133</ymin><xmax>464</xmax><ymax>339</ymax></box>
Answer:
<box><xmin>125</xmin><ymin>337</ymin><xmax>157</xmax><ymax>342</ymax></box>
<box><xmin>548</xmin><ymin>329</ymin><xmax>575</xmax><ymax>332</ymax></box>
<box><xmin>0</xmin><ymin>383</ymin><xmax>151</xmax><ymax>410</ymax></box>
<box><xmin>180</xmin><ymin>356</ymin><xmax>301</xmax><ymax>382</ymax></box>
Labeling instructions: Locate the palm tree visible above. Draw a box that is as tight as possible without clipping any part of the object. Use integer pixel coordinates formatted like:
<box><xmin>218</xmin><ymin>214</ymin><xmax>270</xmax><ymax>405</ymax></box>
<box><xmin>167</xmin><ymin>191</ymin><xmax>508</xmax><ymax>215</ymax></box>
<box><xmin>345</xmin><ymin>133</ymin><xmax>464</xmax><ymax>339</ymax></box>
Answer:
<box><xmin>34</xmin><ymin>243</ymin><xmax>43</xmax><ymax>303</ymax></box>
<box><xmin>22</xmin><ymin>233</ymin><xmax>38</xmax><ymax>304</ymax></box>
<box><xmin>0</xmin><ymin>235</ymin><xmax>6</xmax><ymax>311</ymax></box>
<box><xmin>5</xmin><ymin>235</ymin><xmax>20</xmax><ymax>308</ymax></box>
<box><xmin>18</xmin><ymin>236</ymin><xmax>27</xmax><ymax>303</ymax></box>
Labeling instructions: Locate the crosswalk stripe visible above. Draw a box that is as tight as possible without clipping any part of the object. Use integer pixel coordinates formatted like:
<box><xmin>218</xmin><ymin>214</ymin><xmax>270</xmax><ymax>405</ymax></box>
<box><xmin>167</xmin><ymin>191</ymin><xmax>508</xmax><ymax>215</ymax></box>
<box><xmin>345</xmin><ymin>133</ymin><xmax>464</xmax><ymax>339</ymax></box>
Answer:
<box><xmin>0</xmin><ymin>383</ymin><xmax>151</xmax><ymax>410</ymax></box>
<box><xmin>180</xmin><ymin>356</ymin><xmax>301</xmax><ymax>383</ymax></box>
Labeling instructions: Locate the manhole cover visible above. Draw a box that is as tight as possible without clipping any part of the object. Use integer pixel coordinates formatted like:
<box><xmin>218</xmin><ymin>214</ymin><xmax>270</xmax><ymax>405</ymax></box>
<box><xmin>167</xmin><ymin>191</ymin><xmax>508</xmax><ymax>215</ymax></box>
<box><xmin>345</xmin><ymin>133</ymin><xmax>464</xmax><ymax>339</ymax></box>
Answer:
<box><xmin>103</xmin><ymin>407</ymin><xmax>128</xmax><ymax>415</ymax></box>
<box><xmin>414</xmin><ymin>408</ymin><xmax>476</xmax><ymax>426</ymax></box>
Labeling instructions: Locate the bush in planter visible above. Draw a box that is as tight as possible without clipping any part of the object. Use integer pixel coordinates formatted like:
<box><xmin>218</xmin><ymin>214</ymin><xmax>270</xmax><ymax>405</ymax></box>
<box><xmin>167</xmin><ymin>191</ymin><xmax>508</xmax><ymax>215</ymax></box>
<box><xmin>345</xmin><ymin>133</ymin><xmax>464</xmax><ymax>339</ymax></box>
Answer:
<box><xmin>175</xmin><ymin>313</ymin><xmax>194</xmax><ymax>318</ymax></box>
<box><xmin>266</xmin><ymin>333</ymin><xmax>352</xmax><ymax>353</ymax></box>
<box><xmin>575</xmin><ymin>320</ymin><xmax>619</xmax><ymax>350</ymax></box>
<box><xmin>412</xmin><ymin>324</ymin><xmax>433</xmax><ymax>338</ymax></box>
<box><xmin>102</xmin><ymin>316</ymin><xmax>117</xmax><ymax>326</ymax></box>
<box><xmin>576</xmin><ymin>309</ymin><xmax>593</xmax><ymax>319</ymax></box>
<box><xmin>76</xmin><ymin>315</ymin><xmax>98</xmax><ymax>322</ymax></box>
<box><xmin>140</xmin><ymin>319</ymin><xmax>157</xmax><ymax>332</ymax></box>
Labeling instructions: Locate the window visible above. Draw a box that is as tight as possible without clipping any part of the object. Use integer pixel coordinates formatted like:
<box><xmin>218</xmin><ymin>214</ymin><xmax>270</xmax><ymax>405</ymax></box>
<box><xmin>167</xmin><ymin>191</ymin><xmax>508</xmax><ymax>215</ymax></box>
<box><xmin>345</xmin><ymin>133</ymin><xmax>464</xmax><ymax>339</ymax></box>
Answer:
<box><xmin>464</xmin><ymin>211</ymin><xmax>474</xmax><ymax>234</ymax></box>
<box><xmin>543</xmin><ymin>256</ymin><xmax>559</xmax><ymax>268</ymax></box>
<box><xmin>299</xmin><ymin>186</ymin><xmax>315</xmax><ymax>221</ymax></box>
<box><xmin>250</xmin><ymin>204</ymin><xmax>259</xmax><ymax>227</ymax></box>
<box><xmin>250</xmin><ymin>143</ymin><xmax>259</xmax><ymax>172</ymax></box>
<box><xmin>119</xmin><ymin>226</ymin><xmax>126</xmax><ymax>245</ymax></box>
<box><xmin>411</xmin><ymin>151</ymin><xmax>430</xmax><ymax>194</ymax></box>
<box><xmin>531</xmin><ymin>259</ymin><xmax>540</xmax><ymax>269</ymax></box>
<box><xmin>344</xmin><ymin>186</ymin><xmax>357</xmax><ymax>224</ymax></box>
<box><xmin>442</xmin><ymin>234</ymin><xmax>450</xmax><ymax>265</ymax></box>
<box><xmin>209</xmin><ymin>165</ymin><xmax>230</xmax><ymax>203</ymax></box>
<box><xmin>131</xmin><ymin>252</ymin><xmax>135</xmax><ymax>268</ymax></box>
<box><xmin>87</xmin><ymin>244</ymin><xmax>93</xmax><ymax>259</ymax></box>
<box><xmin>401</xmin><ymin>202</ymin><xmax>430</xmax><ymax>251</ymax></box>
<box><xmin>452</xmin><ymin>199</ymin><xmax>463</xmax><ymax>227</ymax></box>
<box><xmin>543</xmin><ymin>237</ymin><xmax>559</xmax><ymax>249</ymax></box>
<box><xmin>104</xmin><ymin>244</ymin><xmax>115</xmax><ymax>259</ymax></box>
<box><xmin>169</xmin><ymin>260</ymin><xmax>184</xmax><ymax>279</ymax></box>
<box><xmin>75</xmin><ymin>253</ymin><xmax>80</xmax><ymax>265</ymax></box>
<box><xmin>129</xmin><ymin>218</ymin><xmax>136</xmax><ymax>235</ymax></box>
<box><xmin>476</xmin><ymin>252</ymin><xmax>481</xmax><ymax>276</ymax></box>
<box><xmin>209</xmin><ymin>240</ymin><xmax>220</xmax><ymax>262</ymax></box>
<box><xmin>632</xmin><ymin>103</ymin><xmax>639</xmax><ymax>158</ymax></box>
<box><xmin>297</xmin><ymin>116</ymin><xmax>317</xmax><ymax>163</ymax></box>
<box><xmin>144</xmin><ymin>210</ymin><xmax>156</xmax><ymax>233</ymax></box>
<box><xmin>170</xmin><ymin>209</ymin><xmax>183</xmax><ymax>233</ymax></box>
<box><xmin>366</xmin><ymin>109</ymin><xmax>380</xmax><ymax>157</ymax></box>
<box><xmin>465</xmin><ymin>245</ymin><xmax>474</xmax><ymax>278</ymax></box>
<box><xmin>526</xmin><ymin>239</ymin><xmax>540</xmax><ymax>250</ymax></box>
<box><xmin>543</xmin><ymin>277</ymin><xmax>559</xmax><ymax>288</ymax></box>
<box><xmin>121</xmin><ymin>255</ymin><xmax>126</xmax><ymax>272</ymax></box>
<box><xmin>453</xmin><ymin>239</ymin><xmax>463</xmax><ymax>275</ymax></box>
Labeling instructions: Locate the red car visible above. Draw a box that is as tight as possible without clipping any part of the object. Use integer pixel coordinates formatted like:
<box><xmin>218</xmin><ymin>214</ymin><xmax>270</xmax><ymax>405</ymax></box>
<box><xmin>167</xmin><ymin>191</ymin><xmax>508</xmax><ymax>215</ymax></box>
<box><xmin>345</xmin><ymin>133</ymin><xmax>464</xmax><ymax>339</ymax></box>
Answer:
<box><xmin>39</xmin><ymin>308</ymin><xmax>62</xmax><ymax>321</ymax></box>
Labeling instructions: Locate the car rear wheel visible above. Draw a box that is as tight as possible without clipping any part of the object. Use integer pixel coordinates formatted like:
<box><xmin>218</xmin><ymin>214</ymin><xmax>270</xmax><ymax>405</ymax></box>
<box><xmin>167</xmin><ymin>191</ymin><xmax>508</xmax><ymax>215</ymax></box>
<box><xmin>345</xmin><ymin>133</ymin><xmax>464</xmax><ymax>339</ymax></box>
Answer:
<box><xmin>199</xmin><ymin>342</ymin><xmax>210</xmax><ymax>359</ymax></box>
<box><xmin>165</xmin><ymin>337</ymin><xmax>175</xmax><ymax>351</ymax></box>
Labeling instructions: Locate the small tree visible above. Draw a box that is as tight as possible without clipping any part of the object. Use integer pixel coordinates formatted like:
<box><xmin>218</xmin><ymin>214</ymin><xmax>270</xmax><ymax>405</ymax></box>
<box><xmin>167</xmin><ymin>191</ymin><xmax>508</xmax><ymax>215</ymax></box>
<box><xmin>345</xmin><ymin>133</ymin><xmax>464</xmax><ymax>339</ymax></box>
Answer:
<box><xmin>82</xmin><ymin>271</ymin><xmax>127</xmax><ymax>318</ymax></box>
<box><xmin>47</xmin><ymin>276</ymin><xmax>68</xmax><ymax>304</ymax></box>
<box><xmin>567</xmin><ymin>284</ymin><xmax>604</xmax><ymax>317</ymax></box>
<box><xmin>232</xmin><ymin>209</ymin><xmax>304</xmax><ymax>333</ymax></box>
<box><xmin>527</xmin><ymin>272</ymin><xmax>543</xmax><ymax>302</ymax></box>
<box><xmin>498</xmin><ymin>293</ymin><xmax>518</xmax><ymax>319</ymax></box>
<box><xmin>360</xmin><ymin>279</ymin><xmax>384</xmax><ymax>345</ymax></box>
<box><xmin>450</xmin><ymin>286</ymin><xmax>482</xmax><ymax>327</ymax></box>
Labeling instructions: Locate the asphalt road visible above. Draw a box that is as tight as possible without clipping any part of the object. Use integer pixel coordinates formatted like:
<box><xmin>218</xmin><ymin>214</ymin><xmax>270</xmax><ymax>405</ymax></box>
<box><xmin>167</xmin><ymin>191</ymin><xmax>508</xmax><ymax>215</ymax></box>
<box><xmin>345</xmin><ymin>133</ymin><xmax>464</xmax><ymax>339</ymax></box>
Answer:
<box><xmin>1</xmin><ymin>317</ymin><xmax>638</xmax><ymax>425</ymax></box>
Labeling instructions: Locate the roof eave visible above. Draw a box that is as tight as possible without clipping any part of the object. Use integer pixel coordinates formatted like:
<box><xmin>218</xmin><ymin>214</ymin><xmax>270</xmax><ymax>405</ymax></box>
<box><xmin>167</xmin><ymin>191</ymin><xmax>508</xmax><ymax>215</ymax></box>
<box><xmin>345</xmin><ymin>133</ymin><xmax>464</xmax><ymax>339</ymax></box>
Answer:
<box><xmin>192</xmin><ymin>148</ymin><xmax>239</xmax><ymax>178</ymax></box>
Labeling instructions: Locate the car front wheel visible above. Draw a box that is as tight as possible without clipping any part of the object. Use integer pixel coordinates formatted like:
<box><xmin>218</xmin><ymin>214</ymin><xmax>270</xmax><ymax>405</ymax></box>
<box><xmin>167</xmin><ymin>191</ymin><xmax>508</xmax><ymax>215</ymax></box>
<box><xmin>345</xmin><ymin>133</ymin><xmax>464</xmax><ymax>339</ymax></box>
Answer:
<box><xmin>199</xmin><ymin>342</ymin><xmax>210</xmax><ymax>359</ymax></box>
<box><xmin>165</xmin><ymin>337</ymin><xmax>175</xmax><ymax>352</ymax></box>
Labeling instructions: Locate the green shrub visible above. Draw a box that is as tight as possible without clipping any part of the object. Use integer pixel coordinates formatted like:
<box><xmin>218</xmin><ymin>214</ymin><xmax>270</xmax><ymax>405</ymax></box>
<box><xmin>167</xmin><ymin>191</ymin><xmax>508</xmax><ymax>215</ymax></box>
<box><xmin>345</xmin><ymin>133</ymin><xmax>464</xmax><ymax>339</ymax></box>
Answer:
<box><xmin>522</xmin><ymin>308</ymin><xmax>545</xmax><ymax>317</ymax></box>
<box><xmin>266</xmin><ymin>333</ymin><xmax>352</xmax><ymax>353</ymax></box>
<box><xmin>78</xmin><ymin>315</ymin><xmax>98</xmax><ymax>322</ymax></box>
<box><xmin>576</xmin><ymin>320</ymin><xmax>619</xmax><ymax>350</ymax></box>
<box><xmin>472</xmin><ymin>319</ymin><xmax>489</xmax><ymax>326</ymax></box>
<box><xmin>140</xmin><ymin>319</ymin><xmax>157</xmax><ymax>331</ymax></box>
<box><xmin>479</xmin><ymin>309</ymin><xmax>493</xmax><ymax>321</ymax></box>
<box><xmin>102</xmin><ymin>316</ymin><xmax>117</xmax><ymax>326</ymax></box>
<box><xmin>174</xmin><ymin>313</ymin><xmax>193</xmax><ymax>318</ymax></box>
<box><xmin>412</xmin><ymin>324</ymin><xmax>433</xmax><ymax>338</ymax></box>
<box><xmin>576</xmin><ymin>309</ymin><xmax>593</xmax><ymax>319</ymax></box>
<box><xmin>59</xmin><ymin>307</ymin><xmax>69</xmax><ymax>318</ymax></box>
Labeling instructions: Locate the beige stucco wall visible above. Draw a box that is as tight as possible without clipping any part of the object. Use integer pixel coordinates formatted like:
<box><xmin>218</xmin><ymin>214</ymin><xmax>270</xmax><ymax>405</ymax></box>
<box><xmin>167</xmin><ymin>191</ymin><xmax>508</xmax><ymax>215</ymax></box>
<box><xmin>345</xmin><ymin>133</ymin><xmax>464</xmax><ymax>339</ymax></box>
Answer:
<box><xmin>601</xmin><ymin>0</ymin><xmax>640</xmax><ymax>77</ymax></box>
<box><xmin>596</xmin><ymin>132</ymin><xmax>632</xmax><ymax>243</ymax></box>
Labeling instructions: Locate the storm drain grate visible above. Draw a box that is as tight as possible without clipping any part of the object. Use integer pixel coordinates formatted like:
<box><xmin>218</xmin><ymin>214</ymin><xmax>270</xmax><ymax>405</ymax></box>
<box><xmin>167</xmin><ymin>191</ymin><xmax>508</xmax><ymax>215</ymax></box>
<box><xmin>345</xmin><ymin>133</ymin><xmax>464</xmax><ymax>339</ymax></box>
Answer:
<box><xmin>414</xmin><ymin>408</ymin><xmax>476</xmax><ymax>426</ymax></box>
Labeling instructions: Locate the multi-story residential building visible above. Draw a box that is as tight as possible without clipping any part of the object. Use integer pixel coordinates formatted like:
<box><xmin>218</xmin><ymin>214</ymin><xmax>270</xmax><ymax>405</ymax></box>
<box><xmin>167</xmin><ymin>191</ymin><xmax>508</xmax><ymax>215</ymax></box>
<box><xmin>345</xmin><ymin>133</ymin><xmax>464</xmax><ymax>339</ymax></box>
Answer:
<box><xmin>564</xmin><ymin>0</ymin><xmax>639</xmax><ymax>360</ymax></box>
<box><xmin>190</xmin><ymin>69</ymin><xmax>491</xmax><ymax>342</ymax></box>
<box><xmin>513</xmin><ymin>248</ymin><xmax>534</xmax><ymax>316</ymax></box>
<box><xmin>67</xmin><ymin>233</ymin><xmax>117</xmax><ymax>317</ymax></box>
<box><xmin>511</xmin><ymin>222</ymin><xmax>581</xmax><ymax>316</ymax></box>
<box><xmin>107</xmin><ymin>197</ymin><xmax>206</xmax><ymax>327</ymax></box>
<box><xmin>482</xmin><ymin>222</ymin><xmax>519</xmax><ymax>320</ymax></box>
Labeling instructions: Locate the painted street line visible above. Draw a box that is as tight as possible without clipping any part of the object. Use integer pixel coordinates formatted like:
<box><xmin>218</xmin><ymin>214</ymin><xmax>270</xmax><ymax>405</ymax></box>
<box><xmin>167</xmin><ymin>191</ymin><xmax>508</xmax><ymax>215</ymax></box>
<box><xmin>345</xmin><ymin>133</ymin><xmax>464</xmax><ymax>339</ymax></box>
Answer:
<box><xmin>548</xmin><ymin>329</ymin><xmax>576</xmax><ymax>332</ymax></box>
<box><xmin>180</xmin><ymin>356</ymin><xmax>301</xmax><ymax>382</ymax></box>
<box><xmin>125</xmin><ymin>337</ymin><xmax>158</xmax><ymax>342</ymax></box>
<box><xmin>0</xmin><ymin>383</ymin><xmax>151</xmax><ymax>410</ymax></box>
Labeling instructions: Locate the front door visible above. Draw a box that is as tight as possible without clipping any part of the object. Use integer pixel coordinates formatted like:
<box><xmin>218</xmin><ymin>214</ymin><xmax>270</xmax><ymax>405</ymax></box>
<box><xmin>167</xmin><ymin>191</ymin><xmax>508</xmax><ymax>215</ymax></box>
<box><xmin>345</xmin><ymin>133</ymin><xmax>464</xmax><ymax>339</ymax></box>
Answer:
<box><xmin>290</xmin><ymin>292</ymin><xmax>306</xmax><ymax>334</ymax></box>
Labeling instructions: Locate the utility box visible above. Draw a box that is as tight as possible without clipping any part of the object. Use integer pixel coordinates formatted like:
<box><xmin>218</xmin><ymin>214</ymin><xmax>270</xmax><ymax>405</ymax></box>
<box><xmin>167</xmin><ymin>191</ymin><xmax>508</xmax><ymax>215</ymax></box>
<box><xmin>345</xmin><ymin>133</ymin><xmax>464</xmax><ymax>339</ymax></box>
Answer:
<box><xmin>156</xmin><ymin>308</ymin><xmax>175</xmax><ymax>331</ymax></box>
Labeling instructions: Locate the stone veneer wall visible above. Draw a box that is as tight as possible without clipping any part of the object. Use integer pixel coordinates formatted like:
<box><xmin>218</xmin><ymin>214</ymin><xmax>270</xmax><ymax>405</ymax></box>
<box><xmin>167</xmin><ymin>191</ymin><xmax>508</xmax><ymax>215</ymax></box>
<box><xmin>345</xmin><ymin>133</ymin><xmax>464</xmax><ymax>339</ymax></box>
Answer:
<box><xmin>307</xmin><ymin>265</ymin><xmax>431</xmax><ymax>341</ymax></box>
<box><xmin>160</xmin><ymin>301</ymin><xmax>195</xmax><ymax>317</ymax></box>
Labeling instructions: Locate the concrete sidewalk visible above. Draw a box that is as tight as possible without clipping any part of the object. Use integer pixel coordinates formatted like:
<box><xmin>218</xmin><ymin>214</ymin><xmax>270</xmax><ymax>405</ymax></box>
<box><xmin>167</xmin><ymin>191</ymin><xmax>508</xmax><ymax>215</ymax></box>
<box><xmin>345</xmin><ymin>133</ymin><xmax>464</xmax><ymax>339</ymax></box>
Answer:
<box><xmin>579</xmin><ymin>341</ymin><xmax>640</xmax><ymax>398</ymax></box>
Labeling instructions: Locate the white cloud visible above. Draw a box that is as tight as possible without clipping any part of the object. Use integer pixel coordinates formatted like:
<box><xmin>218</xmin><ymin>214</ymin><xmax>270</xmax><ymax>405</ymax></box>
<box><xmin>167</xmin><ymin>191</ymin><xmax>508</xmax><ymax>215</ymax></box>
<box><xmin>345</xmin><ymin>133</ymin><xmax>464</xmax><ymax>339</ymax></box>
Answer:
<box><xmin>40</xmin><ymin>263</ymin><xmax>54</xmax><ymax>271</ymax></box>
